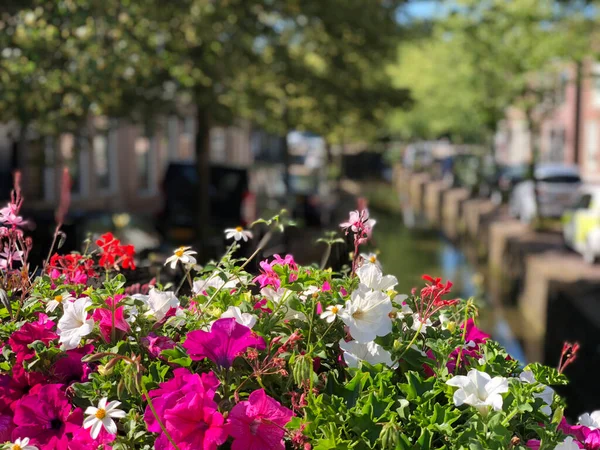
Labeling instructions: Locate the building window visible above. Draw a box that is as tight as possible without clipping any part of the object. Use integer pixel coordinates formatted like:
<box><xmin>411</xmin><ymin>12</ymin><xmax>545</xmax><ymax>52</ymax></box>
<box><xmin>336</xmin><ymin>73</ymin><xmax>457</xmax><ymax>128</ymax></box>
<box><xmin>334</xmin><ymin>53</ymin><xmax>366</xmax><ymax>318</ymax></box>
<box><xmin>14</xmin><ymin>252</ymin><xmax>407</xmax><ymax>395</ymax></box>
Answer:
<box><xmin>93</xmin><ymin>134</ymin><xmax>111</xmax><ymax>191</ymax></box>
<box><xmin>549</xmin><ymin>129</ymin><xmax>566</xmax><ymax>163</ymax></box>
<box><xmin>210</xmin><ymin>127</ymin><xmax>226</xmax><ymax>162</ymax></box>
<box><xmin>179</xmin><ymin>117</ymin><xmax>195</xmax><ymax>161</ymax></box>
<box><xmin>593</xmin><ymin>64</ymin><xmax>600</xmax><ymax>109</ymax></box>
<box><xmin>135</xmin><ymin>136</ymin><xmax>152</xmax><ymax>193</ymax></box>
<box><xmin>586</xmin><ymin>120</ymin><xmax>598</xmax><ymax>172</ymax></box>
<box><xmin>60</xmin><ymin>133</ymin><xmax>86</xmax><ymax>196</ymax></box>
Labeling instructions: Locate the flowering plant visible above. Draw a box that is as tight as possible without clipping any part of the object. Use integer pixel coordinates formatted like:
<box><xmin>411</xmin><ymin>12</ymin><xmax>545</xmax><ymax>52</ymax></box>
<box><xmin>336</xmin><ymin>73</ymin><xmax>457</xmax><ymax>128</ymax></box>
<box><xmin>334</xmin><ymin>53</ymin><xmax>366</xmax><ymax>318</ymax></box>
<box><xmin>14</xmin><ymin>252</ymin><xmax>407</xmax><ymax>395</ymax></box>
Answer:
<box><xmin>0</xmin><ymin>183</ymin><xmax>592</xmax><ymax>450</ymax></box>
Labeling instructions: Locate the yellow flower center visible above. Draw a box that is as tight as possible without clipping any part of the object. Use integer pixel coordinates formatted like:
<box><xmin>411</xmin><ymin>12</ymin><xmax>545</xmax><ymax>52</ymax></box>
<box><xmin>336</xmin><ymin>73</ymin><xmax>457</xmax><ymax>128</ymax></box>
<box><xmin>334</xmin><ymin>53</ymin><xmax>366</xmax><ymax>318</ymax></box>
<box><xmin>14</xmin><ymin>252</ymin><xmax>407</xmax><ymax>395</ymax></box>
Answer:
<box><xmin>95</xmin><ymin>408</ymin><xmax>106</xmax><ymax>420</ymax></box>
<box><xmin>235</xmin><ymin>226</ymin><xmax>243</xmax><ymax>232</ymax></box>
<box><xmin>369</xmin><ymin>255</ymin><xmax>377</xmax><ymax>263</ymax></box>
<box><xmin>174</xmin><ymin>247</ymin><xmax>185</xmax><ymax>257</ymax></box>
<box><xmin>389</xmin><ymin>311</ymin><xmax>397</xmax><ymax>319</ymax></box>
<box><xmin>11</xmin><ymin>445</ymin><xmax>21</xmax><ymax>450</ymax></box>
<box><xmin>54</xmin><ymin>295</ymin><xmax>63</xmax><ymax>303</ymax></box>
<box><xmin>331</xmin><ymin>306</ymin><xmax>339</xmax><ymax>314</ymax></box>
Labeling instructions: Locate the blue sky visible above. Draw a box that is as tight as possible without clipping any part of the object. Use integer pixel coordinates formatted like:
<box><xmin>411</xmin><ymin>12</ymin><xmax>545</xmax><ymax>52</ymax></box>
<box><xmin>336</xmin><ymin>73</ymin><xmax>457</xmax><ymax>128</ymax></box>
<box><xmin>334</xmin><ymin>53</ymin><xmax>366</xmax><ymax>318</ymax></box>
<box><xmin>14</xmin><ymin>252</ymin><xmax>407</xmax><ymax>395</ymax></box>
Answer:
<box><xmin>397</xmin><ymin>1</ymin><xmax>451</xmax><ymax>22</ymax></box>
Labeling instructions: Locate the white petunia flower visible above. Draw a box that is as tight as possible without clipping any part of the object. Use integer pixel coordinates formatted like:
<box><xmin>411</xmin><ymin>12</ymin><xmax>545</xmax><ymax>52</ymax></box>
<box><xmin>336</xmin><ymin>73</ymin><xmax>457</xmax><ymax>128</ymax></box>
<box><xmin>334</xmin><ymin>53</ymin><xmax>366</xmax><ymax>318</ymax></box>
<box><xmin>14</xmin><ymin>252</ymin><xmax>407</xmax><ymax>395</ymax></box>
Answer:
<box><xmin>165</xmin><ymin>246</ymin><xmax>197</xmax><ymax>269</ymax></box>
<box><xmin>261</xmin><ymin>287</ymin><xmax>305</xmax><ymax>321</ymax></box>
<box><xmin>360</xmin><ymin>252</ymin><xmax>381</xmax><ymax>268</ymax></box>
<box><xmin>390</xmin><ymin>303</ymin><xmax>412</xmax><ymax>321</ymax></box>
<box><xmin>224</xmin><ymin>226</ymin><xmax>253</xmax><ymax>242</ymax></box>
<box><xmin>83</xmin><ymin>397</ymin><xmax>126</xmax><ymax>439</ymax></box>
<box><xmin>192</xmin><ymin>272</ymin><xmax>243</xmax><ymax>295</ymax></box>
<box><xmin>220</xmin><ymin>306</ymin><xmax>257</xmax><ymax>329</ymax></box>
<box><xmin>356</xmin><ymin>264</ymin><xmax>398</xmax><ymax>291</ymax></box>
<box><xmin>46</xmin><ymin>291</ymin><xmax>74</xmax><ymax>313</ymax></box>
<box><xmin>446</xmin><ymin>369</ymin><xmax>509</xmax><ymax>416</ymax></box>
<box><xmin>579</xmin><ymin>410</ymin><xmax>600</xmax><ymax>430</ymax></box>
<box><xmin>57</xmin><ymin>297</ymin><xmax>94</xmax><ymax>350</ymax></box>
<box><xmin>6</xmin><ymin>437</ymin><xmax>38</xmax><ymax>450</ymax></box>
<box><xmin>411</xmin><ymin>314</ymin><xmax>433</xmax><ymax>333</ymax></box>
<box><xmin>144</xmin><ymin>288</ymin><xmax>179</xmax><ymax>321</ymax></box>
<box><xmin>320</xmin><ymin>304</ymin><xmax>344</xmax><ymax>323</ymax></box>
<box><xmin>555</xmin><ymin>437</ymin><xmax>583</xmax><ymax>450</ymax></box>
<box><xmin>339</xmin><ymin>339</ymin><xmax>393</xmax><ymax>368</ymax></box>
<box><xmin>340</xmin><ymin>284</ymin><xmax>393</xmax><ymax>343</ymax></box>
<box><xmin>519</xmin><ymin>370</ymin><xmax>555</xmax><ymax>416</ymax></box>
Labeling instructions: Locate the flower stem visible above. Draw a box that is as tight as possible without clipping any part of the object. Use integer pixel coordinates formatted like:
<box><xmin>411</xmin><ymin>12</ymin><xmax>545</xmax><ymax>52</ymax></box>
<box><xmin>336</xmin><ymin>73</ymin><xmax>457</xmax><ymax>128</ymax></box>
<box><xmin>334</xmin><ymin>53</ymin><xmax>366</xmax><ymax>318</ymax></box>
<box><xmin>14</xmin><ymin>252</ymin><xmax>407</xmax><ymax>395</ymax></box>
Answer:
<box><xmin>454</xmin><ymin>299</ymin><xmax>473</xmax><ymax>374</ymax></box>
<box><xmin>141</xmin><ymin>380</ymin><xmax>181</xmax><ymax>450</ymax></box>
<box><xmin>240</xmin><ymin>230</ymin><xmax>273</xmax><ymax>271</ymax></box>
<box><xmin>396</xmin><ymin>322</ymin><xmax>423</xmax><ymax>362</ymax></box>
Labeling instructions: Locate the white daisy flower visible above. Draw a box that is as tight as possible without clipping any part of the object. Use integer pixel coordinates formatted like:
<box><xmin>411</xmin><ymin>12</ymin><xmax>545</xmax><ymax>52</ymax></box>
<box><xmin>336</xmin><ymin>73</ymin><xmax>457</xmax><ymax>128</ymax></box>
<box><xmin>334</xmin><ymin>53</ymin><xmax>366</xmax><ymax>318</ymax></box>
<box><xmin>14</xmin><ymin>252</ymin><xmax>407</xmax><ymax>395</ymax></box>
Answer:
<box><xmin>320</xmin><ymin>304</ymin><xmax>344</xmax><ymax>323</ymax></box>
<box><xmin>83</xmin><ymin>397</ymin><xmax>126</xmax><ymax>439</ymax></box>
<box><xmin>46</xmin><ymin>291</ymin><xmax>74</xmax><ymax>313</ymax></box>
<box><xmin>6</xmin><ymin>437</ymin><xmax>38</xmax><ymax>450</ymax></box>
<box><xmin>224</xmin><ymin>226</ymin><xmax>253</xmax><ymax>242</ymax></box>
<box><xmin>360</xmin><ymin>252</ymin><xmax>382</xmax><ymax>268</ymax></box>
<box><xmin>165</xmin><ymin>246</ymin><xmax>197</xmax><ymax>269</ymax></box>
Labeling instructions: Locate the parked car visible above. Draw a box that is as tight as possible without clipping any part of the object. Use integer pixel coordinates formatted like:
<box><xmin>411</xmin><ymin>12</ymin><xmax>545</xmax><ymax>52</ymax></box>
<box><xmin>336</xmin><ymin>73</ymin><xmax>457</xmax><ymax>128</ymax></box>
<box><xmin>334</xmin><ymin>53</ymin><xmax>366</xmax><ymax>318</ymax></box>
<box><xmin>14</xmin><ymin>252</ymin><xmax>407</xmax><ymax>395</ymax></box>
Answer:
<box><xmin>157</xmin><ymin>163</ymin><xmax>255</xmax><ymax>246</ymax></box>
<box><xmin>490</xmin><ymin>164</ymin><xmax>528</xmax><ymax>205</ymax></box>
<box><xmin>562</xmin><ymin>186</ymin><xmax>600</xmax><ymax>264</ymax></box>
<box><xmin>509</xmin><ymin>164</ymin><xmax>581</xmax><ymax>224</ymax></box>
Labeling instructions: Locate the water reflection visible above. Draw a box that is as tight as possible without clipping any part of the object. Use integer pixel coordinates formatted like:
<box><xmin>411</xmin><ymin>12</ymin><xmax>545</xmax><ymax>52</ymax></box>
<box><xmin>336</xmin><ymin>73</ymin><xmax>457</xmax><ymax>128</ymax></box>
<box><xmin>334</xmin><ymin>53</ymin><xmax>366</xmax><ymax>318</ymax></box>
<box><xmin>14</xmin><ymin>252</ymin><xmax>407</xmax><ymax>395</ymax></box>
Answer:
<box><xmin>375</xmin><ymin>210</ymin><xmax>527</xmax><ymax>362</ymax></box>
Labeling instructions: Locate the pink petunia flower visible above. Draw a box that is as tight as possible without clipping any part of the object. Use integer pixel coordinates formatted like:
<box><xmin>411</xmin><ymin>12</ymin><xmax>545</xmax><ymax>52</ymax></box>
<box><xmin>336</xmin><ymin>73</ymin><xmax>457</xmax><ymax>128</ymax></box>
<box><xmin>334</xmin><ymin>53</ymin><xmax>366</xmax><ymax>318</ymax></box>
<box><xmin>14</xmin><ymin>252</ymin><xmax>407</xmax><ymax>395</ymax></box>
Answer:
<box><xmin>142</xmin><ymin>333</ymin><xmax>176</xmax><ymax>359</ymax></box>
<box><xmin>92</xmin><ymin>295</ymin><xmax>130</xmax><ymax>342</ymax></box>
<box><xmin>12</xmin><ymin>383</ymin><xmax>82</xmax><ymax>449</ymax></box>
<box><xmin>163</xmin><ymin>392</ymin><xmax>228</xmax><ymax>450</ymax></box>
<box><xmin>183</xmin><ymin>318</ymin><xmax>265</xmax><ymax>368</ymax></box>
<box><xmin>8</xmin><ymin>314</ymin><xmax>58</xmax><ymax>363</ymax></box>
<box><xmin>254</xmin><ymin>261</ymin><xmax>281</xmax><ymax>290</ymax></box>
<box><xmin>144</xmin><ymin>369</ymin><xmax>220</xmax><ymax>435</ymax></box>
<box><xmin>70</xmin><ymin>426</ymin><xmax>115</xmax><ymax>450</ymax></box>
<box><xmin>51</xmin><ymin>344</ymin><xmax>95</xmax><ymax>384</ymax></box>
<box><xmin>227</xmin><ymin>389</ymin><xmax>294</xmax><ymax>450</ymax></box>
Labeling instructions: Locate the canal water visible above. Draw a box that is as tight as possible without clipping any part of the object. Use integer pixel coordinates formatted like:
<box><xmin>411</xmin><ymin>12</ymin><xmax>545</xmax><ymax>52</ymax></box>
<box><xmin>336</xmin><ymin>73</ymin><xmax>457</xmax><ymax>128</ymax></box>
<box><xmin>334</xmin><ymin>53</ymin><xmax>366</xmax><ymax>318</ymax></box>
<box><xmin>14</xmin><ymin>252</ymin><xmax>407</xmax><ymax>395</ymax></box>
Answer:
<box><xmin>372</xmin><ymin>209</ymin><xmax>527</xmax><ymax>363</ymax></box>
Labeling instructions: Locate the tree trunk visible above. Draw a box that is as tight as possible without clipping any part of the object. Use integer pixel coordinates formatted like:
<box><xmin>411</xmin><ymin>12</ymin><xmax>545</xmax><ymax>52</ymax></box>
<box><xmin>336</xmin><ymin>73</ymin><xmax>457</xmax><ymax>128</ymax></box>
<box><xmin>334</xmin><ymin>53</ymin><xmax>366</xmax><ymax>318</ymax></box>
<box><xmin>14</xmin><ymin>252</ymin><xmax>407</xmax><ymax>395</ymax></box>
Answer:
<box><xmin>195</xmin><ymin>108</ymin><xmax>211</xmax><ymax>259</ymax></box>
<box><xmin>573</xmin><ymin>60</ymin><xmax>583</xmax><ymax>166</ymax></box>
<box><xmin>525</xmin><ymin>108</ymin><xmax>541</xmax><ymax>224</ymax></box>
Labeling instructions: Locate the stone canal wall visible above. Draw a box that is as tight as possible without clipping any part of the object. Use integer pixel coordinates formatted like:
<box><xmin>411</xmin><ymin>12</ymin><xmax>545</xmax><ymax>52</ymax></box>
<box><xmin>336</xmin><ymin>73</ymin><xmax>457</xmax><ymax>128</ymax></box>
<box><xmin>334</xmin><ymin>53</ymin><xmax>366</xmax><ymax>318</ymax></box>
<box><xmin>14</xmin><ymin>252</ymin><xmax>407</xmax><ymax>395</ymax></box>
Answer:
<box><xmin>394</xmin><ymin>167</ymin><xmax>600</xmax><ymax>414</ymax></box>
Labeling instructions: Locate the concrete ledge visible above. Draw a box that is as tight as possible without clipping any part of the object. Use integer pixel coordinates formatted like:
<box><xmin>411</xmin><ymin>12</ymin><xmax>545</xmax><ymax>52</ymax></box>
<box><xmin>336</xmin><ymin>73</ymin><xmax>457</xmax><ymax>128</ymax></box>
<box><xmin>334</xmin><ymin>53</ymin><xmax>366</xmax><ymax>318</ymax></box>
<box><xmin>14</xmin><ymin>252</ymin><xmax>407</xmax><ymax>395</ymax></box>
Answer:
<box><xmin>463</xmin><ymin>199</ymin><xmax>498</xmax><ymax>240</ymax></box>
<box><xmin>518</xmin><ymin>251</ymin><xmax>600</xmax><ymax>362</ymax></box>
<box><xmin>408</xmin><ymin>172</ymin><xmax>430</xmax><ymax>214</ymax></box>
<box><xmin>441</xmin><ymin>188</ymin><xmax>470</xmax><ymax>240</ymax></box>
<box><xmin>487</xmin><ymin>220</ymin><xmax>529</xmax><ymax>307</ymax></box>
<box><xmin>424</xmin><ymin>180</ymin><xmax>449</xmax><ymax>224</ymax></box>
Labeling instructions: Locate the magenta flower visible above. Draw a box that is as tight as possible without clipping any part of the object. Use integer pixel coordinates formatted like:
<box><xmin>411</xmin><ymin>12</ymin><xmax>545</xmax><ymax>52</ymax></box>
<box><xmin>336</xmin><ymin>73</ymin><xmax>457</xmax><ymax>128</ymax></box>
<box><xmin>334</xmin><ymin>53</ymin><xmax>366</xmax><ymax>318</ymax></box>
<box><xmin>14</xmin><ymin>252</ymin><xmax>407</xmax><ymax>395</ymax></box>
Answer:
<box><xmin>144</xmin><ymin>369</ymin><xmax>219</xmax><ymax>434</ymax></box>
<box><xmin>0</xmin><ymin>362</ymin><xmax>47</xmax><ymax>410</ymax></box>
<box><xmin>12</xmin><ymin>383</ymin><xmax>82</xmax><ymax>449</ymax></box>
<box><xmin>447</xmin><ymin>319</ymin><xmax>490</xmax><ymax>372</ymax></box>
<box><xmin>227</xmin><ymin>389</ymin><xmax>294</xmax><ymax>450</ymax></box>
<box><xmin>0</xmin><ymin>413</ymin><xmax>14</xmax><ymax>443</ymax></box>
<box><xmin>69</xmin><ymin>426</ymin><xmax>116</xmax><ymax>450</ymax></box>
<box><xmin>92</xmin><ymin>295</ymin><xmax>130</xmax><ymax>342</ymax></box>
<box><xmin>322</xmin><ymin>281</ymin><xmax>331</xmax><ymax>292</ymax></box>
<box><xmin>8</xmin><ymin>313</ymin><xmax>58</xmax><ymax>362</ymax></box>
<box><xmin>142</xmin><ymin>333</ymin><xmax>176</xmax><ymax>359</ymax></box>
<box><xmin>183</xmin><ymin>318</ymin><xmax>265</xmax><ymax>368</ymax></box>
<box><xmin>51</xmin><ymin>344</ymin><xmax>95</xmax><ymax>384</ymax></box>
<box><xmin>254</xmin><ymin>261</ymin><xmax>281</xmax><ymax>289</ymax></box>
<box><xmin>163</xmin><ymin>392</ymin><xmax>228</xmax><ymax>450</ymax></box>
